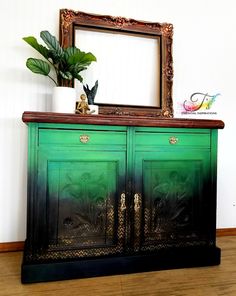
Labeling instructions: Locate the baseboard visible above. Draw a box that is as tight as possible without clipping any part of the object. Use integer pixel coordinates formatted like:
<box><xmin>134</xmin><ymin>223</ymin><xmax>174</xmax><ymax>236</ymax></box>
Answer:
<box><xmin>1</xmin><ymin>229</ymin><xmax>236</xmax><ymax>253</ymax></box>
<box><xmin>216</xmin><ymin>228</ymin><xmax>236</xmax><ymax>237</ymax></box>
<box><xmin>0</xmin><ymin>241</ymin><xmax>24</xmax><ymax>252</ymax></box>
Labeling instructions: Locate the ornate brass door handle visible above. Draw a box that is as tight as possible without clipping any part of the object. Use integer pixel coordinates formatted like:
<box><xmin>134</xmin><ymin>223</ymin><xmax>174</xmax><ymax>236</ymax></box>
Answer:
<box><xmin>134</xmin><ymin>193</ymin><xmax>141</xmax><ymax>212</ymax></box>
<box><xmin>120</xmin><ymin>193</ymin><xmax>126</xmax><ymax>211</ymax></box>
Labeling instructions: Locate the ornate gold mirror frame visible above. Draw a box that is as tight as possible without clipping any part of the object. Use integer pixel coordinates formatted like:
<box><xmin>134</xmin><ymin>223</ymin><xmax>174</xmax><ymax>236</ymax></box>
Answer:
<box><xmin>60</xmin><ymin>9</ymin><xmax>173</xmax><ymax>117</ymax></box>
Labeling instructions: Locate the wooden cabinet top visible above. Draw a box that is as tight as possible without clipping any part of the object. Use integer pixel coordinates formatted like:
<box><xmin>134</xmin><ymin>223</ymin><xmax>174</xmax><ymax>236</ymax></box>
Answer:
<box><xmin>22</xmin><ymin>111</ymin><xmax>225</xmax><ymax>129</ymax></box>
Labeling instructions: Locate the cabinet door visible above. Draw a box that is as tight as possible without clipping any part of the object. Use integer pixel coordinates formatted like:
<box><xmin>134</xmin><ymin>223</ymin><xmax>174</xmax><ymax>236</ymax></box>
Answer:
<box><xmin>133</xmin><ymin>149</ymin><xmax>213</xmax><ymax>252</ymax></box>
<box><xmin>35</xmin><ymin>149</ymin><xmax>127</xmax><ymax>260</ymax></box>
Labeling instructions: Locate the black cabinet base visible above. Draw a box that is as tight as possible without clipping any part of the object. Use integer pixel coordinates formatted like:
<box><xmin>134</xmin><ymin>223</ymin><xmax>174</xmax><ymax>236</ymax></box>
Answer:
<box><xmin>21</xmin><ymin>246</ymin><xmax>221</xmax><ymax>284</ymax></box>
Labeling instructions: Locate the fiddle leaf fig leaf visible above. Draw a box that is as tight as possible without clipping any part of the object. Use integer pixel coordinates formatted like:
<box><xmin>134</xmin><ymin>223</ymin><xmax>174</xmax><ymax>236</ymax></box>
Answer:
<box><xmin>23</xmin><ymin>36</ymin><xmax>49</xmax><ymax>59</ymax></box>
<box><xmin>26</xmin><ymin>58</ymin><xmax>50</xmax><ymax>76</ymax></box>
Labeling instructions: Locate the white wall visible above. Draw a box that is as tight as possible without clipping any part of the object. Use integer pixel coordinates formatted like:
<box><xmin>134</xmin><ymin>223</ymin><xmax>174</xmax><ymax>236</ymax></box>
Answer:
<box><xmin>0</xmin><ymin>0</ymin><xmax>235</xmax><ymax>242</ymax></box>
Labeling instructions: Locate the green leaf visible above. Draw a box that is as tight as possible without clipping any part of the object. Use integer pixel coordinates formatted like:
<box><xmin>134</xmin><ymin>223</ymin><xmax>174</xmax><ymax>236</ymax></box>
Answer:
<box><xmin>64</xmin><ymin>47</ymin><xmax>80</xmax><ymax>58</ymax></box>
<box><xmin>64</xmin><ymin>48</ymin><xmax>83</xmax><ymax>65</ymax></box>
<box><xmin>23</xmin><ymin>31</ymin><xmax>96</xmax><ymax>85</ymax></box>
<box><xmin>40</xmin><ymin>31</ymin><xmax>64</xmax><ymax>58</ymax></box>
<box><xmin>26</xmin><ymin>58</ymin><xmax>50</xmax><ymax>76</ymax></box>
<box><xmin>23</xmin><ymin>36</ymin><xmax>49</xmax><ymax>59</ymax></box>
<box><xmin>59</xmin><ymin>70</ymin><xmax>73</xmax><ymax>80</ymax></box>
<box><xmin>74</xmin><ymin>73</ymin><xmax>83</xmax><ymax>82</ymax></box>
<box><xmin>65</xmin><ymin>47</ymin><xmax>96</xmax><ymax>65</ymax></box>
<box><xmin>80</xmin><ymin>52</ymin><xmax>97</xmax><ymax>63</ymax></box>
<box><xmin>71</xmin><ymin>64</ymin><xmax>87</xmax><ymax>73</ymax></box>
<box><xmin>48</xmin><ymin>50</ymin><xmax>63</xmax><ymax>64</ymax></box>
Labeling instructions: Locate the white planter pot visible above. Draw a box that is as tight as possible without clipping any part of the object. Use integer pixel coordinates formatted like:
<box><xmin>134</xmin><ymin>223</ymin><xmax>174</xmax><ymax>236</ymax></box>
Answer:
<box><xmin>52</xmin><ymin>87</ymin><xmax>76</xmax><ymax>113</ymax></box>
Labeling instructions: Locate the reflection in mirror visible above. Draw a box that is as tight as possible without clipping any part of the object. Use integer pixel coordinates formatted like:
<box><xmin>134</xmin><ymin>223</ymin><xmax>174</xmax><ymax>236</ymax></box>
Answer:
<box><xmin>60</xmin><ymin>9</ymin><xmax>174</xmax><ymax>117</ymax></box>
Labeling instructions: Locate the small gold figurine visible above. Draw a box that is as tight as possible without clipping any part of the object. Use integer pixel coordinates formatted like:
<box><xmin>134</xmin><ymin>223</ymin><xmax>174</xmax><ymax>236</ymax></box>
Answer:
<box><xmin>76</xmin><ymin>94</ymin><xmax>90</xmax><ymax>114</ymax></box>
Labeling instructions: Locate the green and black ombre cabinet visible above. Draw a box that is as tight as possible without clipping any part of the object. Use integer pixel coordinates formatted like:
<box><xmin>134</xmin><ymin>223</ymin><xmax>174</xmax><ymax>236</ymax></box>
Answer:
<box><xmin>21</xmin><ymin>112</ymin><xmax>224</xmax><ymax>283</ymax></box>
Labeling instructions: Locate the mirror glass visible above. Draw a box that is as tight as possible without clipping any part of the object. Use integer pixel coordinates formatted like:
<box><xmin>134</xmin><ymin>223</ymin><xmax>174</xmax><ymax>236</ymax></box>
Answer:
<box><xmin>60</xmin><ymin>10</ymin><xmax>173</xmax><ymax>117</ymax></box>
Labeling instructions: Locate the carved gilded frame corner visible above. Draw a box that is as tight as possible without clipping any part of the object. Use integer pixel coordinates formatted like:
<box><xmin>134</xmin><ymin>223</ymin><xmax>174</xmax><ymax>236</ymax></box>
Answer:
<box><xmin>59</xmin><ymin>9</ymin><xmax>174</xmax><ymax>118</ymax></box>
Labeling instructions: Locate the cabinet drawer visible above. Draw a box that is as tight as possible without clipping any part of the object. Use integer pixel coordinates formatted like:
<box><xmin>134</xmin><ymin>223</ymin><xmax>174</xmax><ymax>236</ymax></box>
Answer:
<box><xmin>39</xmin><ymin>129</ymin><xmax>126</xmax><ymax>147</ymax></box>
<box><xmin>135</xmin><ymin>132</ymin><xmax>210</xmax><ymax>148</ymax></box>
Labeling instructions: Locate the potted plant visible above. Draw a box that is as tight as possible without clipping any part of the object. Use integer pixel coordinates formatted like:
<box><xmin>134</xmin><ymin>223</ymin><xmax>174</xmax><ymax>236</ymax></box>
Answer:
<box><xmin>23</xmin><ymin>30</ymin><xmax>96</xmax><ymax>112</ymax></box>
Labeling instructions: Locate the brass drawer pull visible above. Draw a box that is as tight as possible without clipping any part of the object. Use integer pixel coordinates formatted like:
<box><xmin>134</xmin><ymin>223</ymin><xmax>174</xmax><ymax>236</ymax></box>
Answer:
<box><xmin>80</xmin><ymin>135</ymin><xmax>90</xmax><ymax>143</ymax></box>
<box><xmin>120</xmin><ymin>193</ymin><xmax>126</xmax><ymax>211</ymax></box>
<box><xmin>169</xmin><ymin>136</ymin><xmax>178</xmax><ymax>145</ymax></box>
